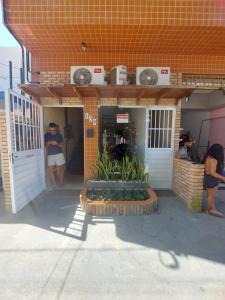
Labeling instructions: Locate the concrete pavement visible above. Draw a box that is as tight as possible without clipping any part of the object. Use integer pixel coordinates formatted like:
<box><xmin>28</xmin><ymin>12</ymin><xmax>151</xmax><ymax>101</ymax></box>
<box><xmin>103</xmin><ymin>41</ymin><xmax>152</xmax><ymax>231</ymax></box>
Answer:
<box><xmin>0</xmin><ymin>189</ymin><xmax>225</xmax><ymax>300</ymax></box>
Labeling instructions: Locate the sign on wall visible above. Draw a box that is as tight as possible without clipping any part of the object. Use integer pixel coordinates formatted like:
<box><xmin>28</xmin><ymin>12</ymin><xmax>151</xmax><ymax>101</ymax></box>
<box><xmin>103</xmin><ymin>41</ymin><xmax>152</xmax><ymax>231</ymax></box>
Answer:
<box><xmin>116</xmin><ymin>113</ymin><xmax>129</xmax><ymax>123</ymax></box>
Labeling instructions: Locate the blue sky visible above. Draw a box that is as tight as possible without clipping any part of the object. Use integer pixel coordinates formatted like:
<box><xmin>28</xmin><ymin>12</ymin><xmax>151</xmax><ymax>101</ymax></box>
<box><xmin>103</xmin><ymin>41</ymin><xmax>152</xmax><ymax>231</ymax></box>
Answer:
<box><xmin>0</xmin><ymin>2</ymin><xmax>18</xmax><ymax>47</ymax></box>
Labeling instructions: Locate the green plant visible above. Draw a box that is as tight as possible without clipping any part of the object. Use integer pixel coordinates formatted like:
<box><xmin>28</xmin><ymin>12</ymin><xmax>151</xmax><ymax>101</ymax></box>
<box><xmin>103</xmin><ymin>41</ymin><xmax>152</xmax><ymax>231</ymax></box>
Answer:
<box><xmin>90</xmin><ymin>150</ymin><xmax>119</xmax><ymax>180</ymax></box>
<box><xmin>91</xmin><ymin>150</ymin><xmax>150</xmax><ymax>182</ymax></box>
<box><xmin>121</xmin><ymin>155</ymin><xmax>149</xmax><ymax>182</ymax></box>
<box><xmin>87</xmin><ymin>189</ymin><xmax>149</xmax><ymax>201</ymax></box>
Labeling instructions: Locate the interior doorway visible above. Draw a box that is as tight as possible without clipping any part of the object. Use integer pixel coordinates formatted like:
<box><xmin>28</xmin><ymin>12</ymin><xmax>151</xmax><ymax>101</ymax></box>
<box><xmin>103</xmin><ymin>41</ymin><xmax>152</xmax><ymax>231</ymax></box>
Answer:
<box><xmin>99</xmin><ymin>106</ymin><xmax>146</xmax><ymax>160</ymax></box>
<box><xmin>43</xmin><ymin>107</ymin><xmax>84</xmax><ymax>189</ymax></box>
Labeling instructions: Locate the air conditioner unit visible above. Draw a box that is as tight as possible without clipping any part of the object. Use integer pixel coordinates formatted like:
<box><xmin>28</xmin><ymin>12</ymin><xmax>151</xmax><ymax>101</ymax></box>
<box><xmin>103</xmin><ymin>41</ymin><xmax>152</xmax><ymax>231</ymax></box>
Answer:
<box><xmin>71</xmin><ymin>66</ymin><xmax>105</xmax><ymax>85</ymax></box>
<box><xmin>136</xmin><ymin>67</ymin><xmax>171</xmax><ymax>86</ymax></box>
<box><xmin>110</xmin><ymin>65</ymin><xmax>128</xmax><ymax>85</ymax></box>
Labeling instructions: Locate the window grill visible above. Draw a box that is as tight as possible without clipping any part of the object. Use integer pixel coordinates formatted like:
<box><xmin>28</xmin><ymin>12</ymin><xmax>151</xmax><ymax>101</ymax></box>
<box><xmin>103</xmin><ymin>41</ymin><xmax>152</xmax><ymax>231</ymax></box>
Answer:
<box><xmin>148</xmin><ymin>109</ymin><xmax>173</xmax><ymax>149</ymax></box>
<box><xmin>9</xmin><ymin>91</ymin><xmax>41</xmax><ymax>152</ymax></box>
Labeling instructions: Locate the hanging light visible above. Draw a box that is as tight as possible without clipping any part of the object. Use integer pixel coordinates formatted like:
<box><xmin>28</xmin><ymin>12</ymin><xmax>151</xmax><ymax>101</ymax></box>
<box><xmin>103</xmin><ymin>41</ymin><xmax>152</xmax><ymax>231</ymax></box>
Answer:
<box><xmin>80</xmin><ymin>41</ymin><xmax>88</xmax><ymax>52</ymax></box>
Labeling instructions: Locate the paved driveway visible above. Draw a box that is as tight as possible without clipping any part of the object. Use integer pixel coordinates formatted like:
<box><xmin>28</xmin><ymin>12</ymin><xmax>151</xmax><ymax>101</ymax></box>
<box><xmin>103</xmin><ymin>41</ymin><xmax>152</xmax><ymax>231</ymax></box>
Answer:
<box><xmin>0</xmin><ymin>189</ymin><xmax>225</xmax><ymax>300</ymax></box>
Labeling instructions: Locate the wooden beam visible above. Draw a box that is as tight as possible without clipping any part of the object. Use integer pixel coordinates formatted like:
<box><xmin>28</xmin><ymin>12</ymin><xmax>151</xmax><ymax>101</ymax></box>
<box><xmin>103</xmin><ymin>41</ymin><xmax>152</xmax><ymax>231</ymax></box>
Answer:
<box><xmin>20</xmin><ymin>86</ymin><xmax>40</xmax><ymax>103</ymax></box>
<box><xmin>46</xmin><ymin>87</ymin><xmax>62</xmax><ymax>104</ymax></box>
<box><xmin>116</xmin><ymin>87</ymin><xmax>122</xmax><ymax>104</ymax></box>
<box><xmin>72</xmin><ymin>86</ymin><xmax>82</xmax><ymax>101</ymax></box>
<box><xmin>175</xmin><ymin>89</ymin><xmax>193</xmax><ymax>105</ymax></box>
<box><xmin>136</xmin><ymin>88</ymin><xmax>145</xmax><ymax>104</ymax></box>
<box><xmin>95</xmin><ymin>87</ymin><xmax>101</xmax><ymax>100</ymax></box>
<box><xmin>155</xmin><ymin>88</ymin><xmax>171</xmax><ymax>104</ymax></box>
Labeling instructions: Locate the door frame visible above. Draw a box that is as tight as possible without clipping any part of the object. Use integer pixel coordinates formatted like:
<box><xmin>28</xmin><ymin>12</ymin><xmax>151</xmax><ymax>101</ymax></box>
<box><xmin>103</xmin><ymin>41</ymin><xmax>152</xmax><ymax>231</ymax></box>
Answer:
<box><xmin>42</xmin><ymin>105</ymin><xmax>85</xmax><ymax>179</ymax></box>
<box><xmin>145</xmin><ymin>106</ymin><xmax>176</xmax><ymax>189</ymax></box>
<box><xmin>5</xmin><ymin>89</ymin><xmax>46</xmax><ymax>213</ymax></box>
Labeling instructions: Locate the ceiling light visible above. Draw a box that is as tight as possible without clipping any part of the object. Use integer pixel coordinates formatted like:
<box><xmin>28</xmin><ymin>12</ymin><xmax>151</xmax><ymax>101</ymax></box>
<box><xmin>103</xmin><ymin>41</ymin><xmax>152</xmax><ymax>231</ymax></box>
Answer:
<box><xmin>80</xmin><ymin>41</ymin><xmax>88</xmax><ymax>52</ymax></box>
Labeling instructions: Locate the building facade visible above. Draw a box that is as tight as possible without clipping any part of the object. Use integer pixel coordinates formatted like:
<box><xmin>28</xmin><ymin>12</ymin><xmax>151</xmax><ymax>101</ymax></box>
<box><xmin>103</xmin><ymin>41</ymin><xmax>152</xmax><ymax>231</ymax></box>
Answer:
<box><xmin>1</xmin><ymin>1</ymin><xmax>225</xmax><ymax>213</ymax></box>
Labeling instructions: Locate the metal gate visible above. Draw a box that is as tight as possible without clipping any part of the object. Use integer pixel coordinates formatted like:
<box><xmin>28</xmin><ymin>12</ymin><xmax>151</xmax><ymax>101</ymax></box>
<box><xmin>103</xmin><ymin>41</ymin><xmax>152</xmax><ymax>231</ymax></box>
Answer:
<box><xmin>145</xmin><ymin>107</ymin><xmax>175</xmax><ymax>189</ymax></box>
<box><xmin>5</xmin><ymin>89</ymin><xmax>45</xmax><ymax>213</ymax></box>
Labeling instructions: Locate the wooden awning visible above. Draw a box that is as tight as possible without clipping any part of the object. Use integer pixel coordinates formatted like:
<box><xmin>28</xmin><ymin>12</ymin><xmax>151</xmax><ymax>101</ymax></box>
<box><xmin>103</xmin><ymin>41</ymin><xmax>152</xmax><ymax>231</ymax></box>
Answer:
<box><xmin>19</xmin><ymin>84</ymin><xmax>195</xmax><ymax>102</ymax></box>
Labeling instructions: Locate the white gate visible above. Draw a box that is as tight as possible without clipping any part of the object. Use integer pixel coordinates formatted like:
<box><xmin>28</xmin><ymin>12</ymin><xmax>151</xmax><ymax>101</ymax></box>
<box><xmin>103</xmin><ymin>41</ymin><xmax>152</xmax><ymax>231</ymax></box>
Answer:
<box><xmin>5</xmin><ymin>90</ymin><xmax>45</xmax><ymax>213</ymax></box>
<box><xmin>145</xmin><ymin>107</ymin><xmax>176</xmax><ymax>189</ymax></box>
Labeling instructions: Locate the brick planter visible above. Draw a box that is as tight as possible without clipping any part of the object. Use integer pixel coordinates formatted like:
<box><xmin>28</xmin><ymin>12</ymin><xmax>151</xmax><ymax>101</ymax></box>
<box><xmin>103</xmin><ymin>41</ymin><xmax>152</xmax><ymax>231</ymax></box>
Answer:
<box><xmin>80</xmin><ymin>182</ymin><xmax>158</xmax><ymax>216</ymax></box>
<box><xmin>173</xmin><ymin>158</ymin><xmax>204</xmax><ymax>212</ymax></box>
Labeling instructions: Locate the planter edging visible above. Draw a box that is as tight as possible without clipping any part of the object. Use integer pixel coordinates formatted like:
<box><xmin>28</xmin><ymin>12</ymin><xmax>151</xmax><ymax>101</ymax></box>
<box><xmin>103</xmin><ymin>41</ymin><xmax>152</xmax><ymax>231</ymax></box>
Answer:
<box><xmin>80</xmin><ymin>184</ymin><xmax>158</xmax><ymax>216</ymax></box>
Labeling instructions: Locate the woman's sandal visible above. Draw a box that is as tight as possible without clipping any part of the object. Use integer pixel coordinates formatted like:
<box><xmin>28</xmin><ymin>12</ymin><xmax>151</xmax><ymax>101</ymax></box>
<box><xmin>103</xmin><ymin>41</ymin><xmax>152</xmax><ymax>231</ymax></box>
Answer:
<box><xmin>207</xmin><ymin>209</ymin><xmax>224</xmax><ymax>218</ymax></box>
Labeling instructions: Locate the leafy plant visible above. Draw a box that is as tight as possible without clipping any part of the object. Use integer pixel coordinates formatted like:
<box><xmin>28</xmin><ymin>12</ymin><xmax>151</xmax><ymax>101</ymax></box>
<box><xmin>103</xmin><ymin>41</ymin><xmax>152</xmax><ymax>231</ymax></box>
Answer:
<box><xmin>91</xmin><ymin>150</ymin><xmax>150</xmax><ymax>182</ymax></box>
<box><xmin>120</xmin><ymin>154</ymin><xmax>149</xmax><ymax>182</ymax></box>
<box><xmin>90</xmin><ymin>150</ymin><xmax>119</xmax><ymax>180</ymax></box>
<box><xmin>87</xmin><ymin>189</ymin><xmax>149</xmax><ymax>201</ymax></box>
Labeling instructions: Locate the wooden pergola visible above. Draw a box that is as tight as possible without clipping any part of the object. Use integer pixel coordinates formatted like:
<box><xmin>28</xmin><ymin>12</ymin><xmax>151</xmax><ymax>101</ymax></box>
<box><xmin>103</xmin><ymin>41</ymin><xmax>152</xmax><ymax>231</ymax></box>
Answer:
<box><xmin>20</xmin><ymin>84</ymin><xmax>195</xmax><ymax>105</ymax></box>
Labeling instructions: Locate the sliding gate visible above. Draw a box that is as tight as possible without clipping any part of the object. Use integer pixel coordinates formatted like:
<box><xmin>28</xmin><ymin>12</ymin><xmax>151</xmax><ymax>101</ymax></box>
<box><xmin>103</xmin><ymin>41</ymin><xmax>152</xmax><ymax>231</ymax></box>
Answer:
<box><xmin>5</xmin><ymin>90</ymin><xmax>45</xmax><ymax>213</ymax></box>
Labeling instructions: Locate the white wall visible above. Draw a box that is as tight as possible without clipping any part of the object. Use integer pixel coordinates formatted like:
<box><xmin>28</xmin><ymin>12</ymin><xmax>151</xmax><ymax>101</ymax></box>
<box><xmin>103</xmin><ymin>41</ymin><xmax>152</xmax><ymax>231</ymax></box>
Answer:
<box><xmin>181</xmin><ymin>90</ymin><xmax>225</xmax><ymax>110</ymax></box>
<box><xmin>0</xmin><ymin>47</ymin><xmax>22</xmax><ymax>93</ymax></box>
<box><xmin>181</xmin><ymin>110</ymin><xmax>209</xmax><ymax>155</ymax></box>
<box><xmin>181</xmin><ymin>89</ymin><xmax>225</xmax><ymax>156</ymax></box>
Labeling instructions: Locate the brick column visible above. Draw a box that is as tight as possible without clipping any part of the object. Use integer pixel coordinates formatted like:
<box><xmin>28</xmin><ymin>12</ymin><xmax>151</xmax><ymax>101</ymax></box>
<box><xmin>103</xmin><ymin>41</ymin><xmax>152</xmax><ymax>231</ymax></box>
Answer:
<box><xmin>174</xmin><ymin>100</ymin><xmax>181</xmax><ymax>155</ymax></box>
<box><xmin>83</xmin><ymin>97</ymin><xmax>99</xmax><ymax>181</ymax></box>
<box><xmin>0</xmin><ymin>111</ymin><xmax>12</xmax><ymax>213</ymax></box>
<box><xmin>173</xmin><ymin>158</ymin><xmax>204</xmax><ymax>212</ymax></box>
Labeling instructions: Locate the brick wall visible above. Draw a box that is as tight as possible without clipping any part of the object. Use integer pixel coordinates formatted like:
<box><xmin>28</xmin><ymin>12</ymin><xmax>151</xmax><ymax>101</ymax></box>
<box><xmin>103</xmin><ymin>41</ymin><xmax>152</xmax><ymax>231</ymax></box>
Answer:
<box><xmin>39</xmin><ymin>72</ymin><xmax>70</xmax><ymax>85</ymax></box>
<box><xmin>32</xmin><ymin>54</ymin><xmax>225</xmax><ymax>76</ymax></box>
<box><xmin>173</xmin><ymin>158</ymin><xmax>204</xmax><ymax>212</ymax></box>
<box><xmin>39</xmin><ymin>71</ymin><xmax>180</xmax><ymax>86</ymax></box>
<box><xmin>40</xmin><ymin>97</ymin><xmax>82</xmax><ymax>106</ymax></box>
<box><xmin>0</xmin><ymin>111</ymin><xmax>12</xmax><ymax>213</ymax></box>
<box><xmin>100</xmin><ymin>98</ymin><xmax>177</xmax><ymax>106</ymax></box>
<box><xmin>171</xmin><ymin>102</ymin><xmax>205</xmax><ymax>213</ymax></box>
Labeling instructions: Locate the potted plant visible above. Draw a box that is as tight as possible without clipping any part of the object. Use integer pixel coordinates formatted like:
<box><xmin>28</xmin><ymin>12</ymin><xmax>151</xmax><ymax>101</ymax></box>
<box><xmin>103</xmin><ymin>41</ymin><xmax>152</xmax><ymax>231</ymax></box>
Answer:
<box><xmin>80</xmin><ymin>150</ymin><xmax>158</xmax><ymax>216</ymax></box>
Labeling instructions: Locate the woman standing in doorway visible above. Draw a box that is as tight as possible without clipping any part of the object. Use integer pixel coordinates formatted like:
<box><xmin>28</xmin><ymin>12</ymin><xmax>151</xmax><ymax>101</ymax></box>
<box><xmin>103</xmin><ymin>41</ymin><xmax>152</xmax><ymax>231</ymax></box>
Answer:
<box><xmin>204</xmin><ymin>144</ymin><xmax>225</xmax><ymax>217</ymax></box>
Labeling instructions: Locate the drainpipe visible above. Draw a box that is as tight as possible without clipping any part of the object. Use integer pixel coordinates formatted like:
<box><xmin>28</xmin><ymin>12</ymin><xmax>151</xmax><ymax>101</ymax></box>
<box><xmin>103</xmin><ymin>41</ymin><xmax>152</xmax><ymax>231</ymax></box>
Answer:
<box><xmin>2</xmin><ymin>0</ymin><xmax>39</xmax><ymax>85</ymax></box>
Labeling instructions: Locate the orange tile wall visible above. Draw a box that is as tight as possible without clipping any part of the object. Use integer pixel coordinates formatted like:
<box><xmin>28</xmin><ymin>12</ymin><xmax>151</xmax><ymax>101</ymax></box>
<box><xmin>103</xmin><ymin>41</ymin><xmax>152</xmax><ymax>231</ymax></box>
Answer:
<box><xmin>83</xmin><ymin>97</ymin><xmax>99</xmax><ymax>180</ymax></box>
<box><xmin>6</xmin><ymin>1</ymin><xmax>225</xmax><ymax>27</ymax></box>
<box><xmin>32</xmin><ymin>53</ymin><xmax>225</xmax><ymax>76</ymax></box>
<box><xmin>6</xmin><ymin>1</ymin><xmax>225</xmax><ymax>75</ymax></box>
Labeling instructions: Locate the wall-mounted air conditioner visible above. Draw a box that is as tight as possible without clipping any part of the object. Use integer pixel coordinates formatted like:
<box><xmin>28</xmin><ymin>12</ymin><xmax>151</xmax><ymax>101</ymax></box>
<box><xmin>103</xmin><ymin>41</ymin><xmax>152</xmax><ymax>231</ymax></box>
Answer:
<box><xmin>71</xmin><ymin>66</ymin><xmax>105</xmax><ymax>85</ymax></box>
<box><xmin>136</xmin><ymin>67</ymin><xmax>171</xmax><ymax>86</ymax></box>
<box><xmin>110</xmin><ymin>65</ymin><xmax>128</xmax><ymax>85</ymax></box>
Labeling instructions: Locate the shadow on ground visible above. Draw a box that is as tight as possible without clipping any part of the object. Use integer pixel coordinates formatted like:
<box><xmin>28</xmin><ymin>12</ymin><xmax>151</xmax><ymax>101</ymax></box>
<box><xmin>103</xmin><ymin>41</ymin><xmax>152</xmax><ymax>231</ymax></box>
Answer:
<box><xmin>0</xmin><ymin>188</ymin><xmax>225</xmax><ymax>266</ymax></box>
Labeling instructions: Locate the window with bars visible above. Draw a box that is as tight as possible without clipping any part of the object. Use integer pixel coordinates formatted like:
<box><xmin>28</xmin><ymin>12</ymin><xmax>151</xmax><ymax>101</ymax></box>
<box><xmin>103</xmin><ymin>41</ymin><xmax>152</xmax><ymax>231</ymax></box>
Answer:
<box><xmin>10</xmin><ymin>93</ymin><xmax>41</xmax><ymax>152</ymax></box>
<box><xmin>148</xmin><ymin>109</ymin><xmax>173</xmax><ymax>149</ymax></box>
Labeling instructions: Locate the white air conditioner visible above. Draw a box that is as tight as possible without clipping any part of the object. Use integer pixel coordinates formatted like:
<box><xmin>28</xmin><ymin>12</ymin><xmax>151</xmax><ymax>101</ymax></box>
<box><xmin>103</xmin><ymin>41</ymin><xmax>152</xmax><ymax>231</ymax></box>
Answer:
<box><xmin>71</xmin><ymin>66</ymin><xmax>105</xmax><ymax>85</ymax></box>
<box><xmin>136</xmin><ymin>67</ymin><xmax>171</xmax><ymax>86</ymax></box>
<box><xmin>110</xmin><ymin>65</ymin><xmax>128</xmax><ymax>85</ymax></box>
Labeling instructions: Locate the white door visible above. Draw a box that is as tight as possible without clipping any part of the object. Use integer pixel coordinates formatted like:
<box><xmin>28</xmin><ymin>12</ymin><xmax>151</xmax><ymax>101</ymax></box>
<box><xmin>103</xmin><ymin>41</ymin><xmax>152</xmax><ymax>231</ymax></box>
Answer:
<box><xmin>145</xmin><ymin>107</ymin><xmax>175</xmax><ymax>189</ymax></box>
<box><xmin>5</xmin><ymin>89</ymin><xmax>46</xmax><ymax>213</ymax></box>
